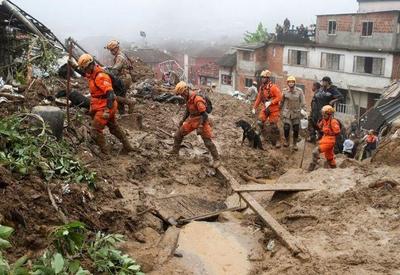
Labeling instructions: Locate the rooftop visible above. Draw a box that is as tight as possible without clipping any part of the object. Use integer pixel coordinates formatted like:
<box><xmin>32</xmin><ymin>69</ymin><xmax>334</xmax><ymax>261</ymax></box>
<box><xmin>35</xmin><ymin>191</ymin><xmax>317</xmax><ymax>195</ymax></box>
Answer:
<box><xmin>317</xmin><ymin>9</ymin><xmax>400</xmax><ymax>16</ymax></box>
<box><xmin>232</xmin><ymin>42</ymin><xmax>266</xmax><ymax>51</ymax></box>
<box><xmin>128</xmin><ymin>48</ymin><xmax>175</xmax><ymax>64</ymax></box>
<box><xmin>0</xmin><ymin>0</ymin><xmax>64</xmax><ymax>49</ymax></box>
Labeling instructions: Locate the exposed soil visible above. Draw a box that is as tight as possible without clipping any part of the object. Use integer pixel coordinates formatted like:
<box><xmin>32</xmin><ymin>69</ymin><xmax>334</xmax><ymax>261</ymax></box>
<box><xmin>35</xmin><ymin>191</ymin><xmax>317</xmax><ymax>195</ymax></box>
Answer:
<box><xmin>1</xmin><ymin>77</ymin><xmax>399</xmax><ymax>274</ymax></box>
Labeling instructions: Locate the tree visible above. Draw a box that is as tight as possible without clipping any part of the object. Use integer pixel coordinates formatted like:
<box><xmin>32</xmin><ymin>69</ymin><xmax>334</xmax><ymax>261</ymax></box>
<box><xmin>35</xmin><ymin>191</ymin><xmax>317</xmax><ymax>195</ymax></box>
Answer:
<box><xmin>244</xmin><ymin>22</ymin><xmax>270</xmax><ymax>43</ymax></box>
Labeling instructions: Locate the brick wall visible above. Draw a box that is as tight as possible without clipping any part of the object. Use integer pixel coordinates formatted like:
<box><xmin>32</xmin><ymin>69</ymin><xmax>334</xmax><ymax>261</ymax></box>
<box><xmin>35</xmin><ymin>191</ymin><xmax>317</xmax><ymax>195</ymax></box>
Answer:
<box><xmin>266</xmin><ymin>44</ymin><xmax>284</xmax><ymax>75</ymax></box>
<box><xmin>354</xmin><ymin>12</ymin><xmax>397</xmax><ymax>33</ymax></box>
<box><xmin>317</xmin><ymin>11</ymin><xmax>398</xmax><ymax>34</ymax></box>
<box><xmin>318</xmin><ymin>15</ymin><xmax>353</xmax><ymax>32</ymax></box>
<box><xmin>392</xmin><ymin>53</ymin><xmax>400</xmax><ymax>80</ymax></box>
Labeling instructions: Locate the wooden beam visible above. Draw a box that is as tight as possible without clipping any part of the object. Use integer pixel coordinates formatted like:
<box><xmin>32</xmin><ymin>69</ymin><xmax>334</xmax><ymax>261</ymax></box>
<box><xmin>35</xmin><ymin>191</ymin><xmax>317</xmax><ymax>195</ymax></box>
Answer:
<box><xmin>177</xmin><ymin>206</ymin><xmax>245</xmax><ymax>224</ymax></box>
<box><xmin>217</xmin><ymin>166</ymin><xmax>308</xmax><ymax>258</ymax></box>
<box><xmin>233</xmin><ymin>184</ymin><xmax>315</xmax><ymax>193</ymax></box>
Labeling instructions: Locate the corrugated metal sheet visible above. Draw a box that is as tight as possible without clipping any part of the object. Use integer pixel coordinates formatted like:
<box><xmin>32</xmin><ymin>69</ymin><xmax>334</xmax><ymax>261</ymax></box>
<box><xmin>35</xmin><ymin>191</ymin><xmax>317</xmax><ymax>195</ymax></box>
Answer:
<box><xmin>361</xmin><ymin>81</ymin><xmax>400</xmax><ymax>130</ymax></box>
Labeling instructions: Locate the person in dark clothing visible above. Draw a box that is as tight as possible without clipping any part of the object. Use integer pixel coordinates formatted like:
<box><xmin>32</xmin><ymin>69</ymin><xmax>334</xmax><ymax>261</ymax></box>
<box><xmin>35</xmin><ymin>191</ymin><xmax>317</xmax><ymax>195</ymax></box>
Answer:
<box><xmin>307</xmin><ymin>82</ymin><xmax>321</xmax><ymax>143</ymax></box>
<box><xmin>308</xmin><ymin>77</ymin><xmax>343</xmax><ymax>143</ymax></box>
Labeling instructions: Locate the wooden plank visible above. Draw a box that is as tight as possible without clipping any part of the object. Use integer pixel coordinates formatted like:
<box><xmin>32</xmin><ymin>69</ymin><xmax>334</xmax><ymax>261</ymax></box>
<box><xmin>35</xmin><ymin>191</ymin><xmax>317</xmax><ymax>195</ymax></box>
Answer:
<box><xmin>233</xmin><ymin>184</ymin><xmax>315</xmax><ymax>193</ymax></box>
<box><xmin>217</xmin><ymin>166</ymin><xmax>308</xmax><ymax>258</ymax></box>
<box><xmin>177</xmin><ymin>206</ymin><xmax>245</xmax><ymax>224</ymax></box>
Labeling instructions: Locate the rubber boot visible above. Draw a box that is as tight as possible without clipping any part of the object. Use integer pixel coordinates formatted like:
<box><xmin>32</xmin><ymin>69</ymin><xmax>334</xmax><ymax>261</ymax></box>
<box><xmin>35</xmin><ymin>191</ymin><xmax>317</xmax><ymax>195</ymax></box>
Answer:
<box><xmin>271</xmin><ymin>124</ymin><xmax>281</xmax><ymax>148</ymax></box>
<box><xmin>203</xmin><ymin>138</ymin><xmax>221</xmax><ymax>168</ymax></box>
<box><xmin>292</xmin><ymin>141</ymin><xmax>298</xmax><ymax>151</ymax></box>
<box><xmin>283</xmin><ymin>123</ymin><xmax>290</xmax><ymax>147</ymax></box>
<box><xmin>116</xmin><ymin>96</ymin><xmax>126</xmax><ymax>115</ymax></box>
<box><xmin>93</xmin><ymin>132</ymin><xmax>110</xmax><ymax>155</ymax></box>
<box><xmin>170</xmin><ymin>129</ymin><xmax>184</xmax><ymax>156</ymax></box>
<box><xmin>109</xmin><ymin>122</ymin><xmax>134</xmax><ymax>152</ymax></box>
<box><xmin>328</xmin><ymin>159</ymin><xmax>337</xmax><ymax>169</ymax></box>
<box><xmin>308</xmin><ymin>147</ymin><xmax>320</xmax><ymax>171</ymax></box>
<box><xmin>117</xmin><ymin>96</ymin><xmax>136</xmax><ymax>114</ymax></box>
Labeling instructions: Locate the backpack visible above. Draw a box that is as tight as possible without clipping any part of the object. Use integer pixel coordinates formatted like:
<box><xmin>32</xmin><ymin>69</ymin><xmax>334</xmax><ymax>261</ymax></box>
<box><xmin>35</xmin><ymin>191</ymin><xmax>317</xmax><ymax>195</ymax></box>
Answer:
<box><xmin>94</xmin><ymin>70</ymin><xmax>126</xmax><ymax>97</ymax></box>
<box><xmin>197</xmin><ymin>90</ymin><xmax>213</xmax><ymax>113</ymax></box>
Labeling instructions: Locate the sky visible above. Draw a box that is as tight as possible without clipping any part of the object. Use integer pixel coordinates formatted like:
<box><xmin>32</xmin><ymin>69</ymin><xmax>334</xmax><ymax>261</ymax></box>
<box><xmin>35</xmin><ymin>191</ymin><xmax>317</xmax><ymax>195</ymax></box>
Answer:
<box><xmin>12</xmin><ymin>0</ymin><xmax>358</xmax><ymax>43</ymax></box>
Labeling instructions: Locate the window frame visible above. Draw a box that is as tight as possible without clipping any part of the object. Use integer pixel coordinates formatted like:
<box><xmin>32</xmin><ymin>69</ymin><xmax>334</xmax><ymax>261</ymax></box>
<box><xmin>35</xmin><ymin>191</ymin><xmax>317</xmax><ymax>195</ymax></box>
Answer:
<box><xmin>353</xmin><ymin>56</ymin><xmax>385</xmax><ymax>76</ymax></box>
<box><xmin>320</xmin><ymin>52</ymin><xmax>345</xmax><ymax>71</ymax></box>
<box><xmin>245</xmin><ymin>78</ymin><xmax>254</xmax><ymax>88</ymax></box>
<box><xmin>242</xmin><ymin>51</ymin><xmax>253</xmax><ymax>61</ymax></box>
<box><xmin>221</xmin><ymin>74</ymin><xmax>233</xmax><ymax>86</ymax></box>
<box><xmin>288</xmin><ymin>49</ymin><xmax>308</xmax><ymax>67</ymax></box>
<box><xmin>328</xmin><ymin>20</ymin><xmax>337</xmax><ymax>35</ymax></box>
<box><xmin>361</xmin><ymin>21</ymin><xmax>373</xmax><ymax>37</ymax></box>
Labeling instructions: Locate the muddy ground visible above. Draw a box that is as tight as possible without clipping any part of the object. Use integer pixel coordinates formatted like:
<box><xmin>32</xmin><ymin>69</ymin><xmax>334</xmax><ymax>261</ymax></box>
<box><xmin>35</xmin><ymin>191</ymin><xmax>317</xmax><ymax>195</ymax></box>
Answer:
<box><xmin>1</xmin><ymin>85</ymin><xmax>399</xmax><ymax>274</ymax></box>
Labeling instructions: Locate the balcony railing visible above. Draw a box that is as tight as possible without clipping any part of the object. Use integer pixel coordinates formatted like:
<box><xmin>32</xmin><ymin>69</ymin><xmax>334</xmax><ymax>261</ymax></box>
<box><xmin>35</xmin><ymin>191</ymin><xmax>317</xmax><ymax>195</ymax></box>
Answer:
<box><xmin>336</xmin><ymin>103</ymin><xmax>355</xmax><ymax>115</ymax></box>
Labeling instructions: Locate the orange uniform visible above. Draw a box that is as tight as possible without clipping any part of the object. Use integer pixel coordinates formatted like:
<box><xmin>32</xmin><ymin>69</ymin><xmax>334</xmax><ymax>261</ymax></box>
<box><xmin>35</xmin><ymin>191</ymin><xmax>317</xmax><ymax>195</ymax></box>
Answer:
<box><xmin>181</xmin><ymin>91</ymin><xmax>212</xmax><ymax>139</ymax></box>
<box><xmin>253</xmin><ymin>82</ymin><xmax>282</xmax><ymax>124</ymax></box>
<box><xmin>87</xmin><ymin>65</ymin><xmax>118</xmax><ymax>133</ymax></box>
<box><xmin>366</xmin><ymin>134</ymin><xmax>377</xmax><ymax>144</ymax></box>
<box><xmin>318</xmin><ymin>117</ymin><xmax>340</xmax><ymax>166</ymax></box>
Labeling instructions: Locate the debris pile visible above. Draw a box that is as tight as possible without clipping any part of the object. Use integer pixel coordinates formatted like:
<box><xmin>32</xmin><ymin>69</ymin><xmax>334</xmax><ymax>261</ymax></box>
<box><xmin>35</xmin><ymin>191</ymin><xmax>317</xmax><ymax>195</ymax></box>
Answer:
<box><xmin>372</xmin><ymin>118</ymin><xmax>400</xmax><ymax>165</ymax></box>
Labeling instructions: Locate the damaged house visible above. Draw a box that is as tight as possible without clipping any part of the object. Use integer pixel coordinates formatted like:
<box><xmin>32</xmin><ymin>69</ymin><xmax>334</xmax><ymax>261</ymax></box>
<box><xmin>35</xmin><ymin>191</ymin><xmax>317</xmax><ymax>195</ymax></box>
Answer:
<box><xmin>0</xmin><ymin>0</ymin><xmax>65</xmax><ymax>84</ymax></box>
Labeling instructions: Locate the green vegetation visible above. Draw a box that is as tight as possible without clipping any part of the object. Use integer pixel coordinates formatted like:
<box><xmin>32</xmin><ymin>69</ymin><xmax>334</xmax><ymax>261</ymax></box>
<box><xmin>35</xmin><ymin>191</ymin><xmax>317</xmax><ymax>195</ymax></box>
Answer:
<box><xmin>50</xmin><ymin>221</ymin><xmax>86</xmax><ymax>257</ymax></box>
<box><xmin>0</xmin><ymin>115</ymin><xmax>96</xmax><ymax>188</ymax></box>
<box><xmin>88</xmin><ymin>233</ymin><xmax>143</xmax><ymax>275</ymax></box>
<box><xmin>0</xmin><ymin>225</ymin><xmax>29</xmax><ymax>275</ymax></box>
<box><xmin>244</xmin><ymin>22</ymin><xmax>271</xmax><ymax>43</ymax></box>
<box><xmin>0</xmin><ymin>223</ymin><xmax>143</xmax><ymax>275</ymax></box>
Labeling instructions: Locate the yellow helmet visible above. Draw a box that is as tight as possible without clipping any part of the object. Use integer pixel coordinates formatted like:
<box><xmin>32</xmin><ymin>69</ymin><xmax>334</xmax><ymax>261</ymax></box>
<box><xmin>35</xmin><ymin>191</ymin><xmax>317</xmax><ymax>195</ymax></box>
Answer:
<box><xmin>260</xmin><ymin>70</ymin><xmax>272</xmax><ymax>77</ymax></box>
<box><xmin>105</xmin><ymin>40</ymin><xmax>120</xmax><ymax>50</ymax></box>
<box><xmin>321</xmin><ymin>105</ymin><xmax>335</xmax><ymax>114</ymax></box>
<box><xmin>287</xmin><ymin>76</ymin><xmax>296</xmax><ymax>82</ymax></box>
<box><xmin>77</xmin><ymin>53</ymin><xmax>94</xmax><ymax>69</ymax></box>
<box><xmin>175</xmin><ymin>81</ymin><xmax>188</xmax><ymax>95</ymax></box>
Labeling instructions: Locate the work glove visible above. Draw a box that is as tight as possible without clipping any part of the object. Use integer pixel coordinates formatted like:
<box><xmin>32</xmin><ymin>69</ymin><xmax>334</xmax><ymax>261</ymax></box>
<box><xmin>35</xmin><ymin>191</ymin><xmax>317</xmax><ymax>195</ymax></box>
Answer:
<box><xmin>196</xmin><ymin>127</ymin><xmax>203</xmax><ymax>136</ymax></box>
<box><xmin>252</xmin><ymin>108</ymin><xmax>256</xmax><ymax>115</ymax></box>
<box><xmin>102</xmin><ymin>110</ymin><xmax>110</xmax><ymax>120</ymax></box>
<box><xmin>264</xmin><ymin>101</ymin><xmax>272</xmax><ymax>109</ymax></box>
<box><xmin>301</xmin><ymin>109</ymin><xmax>308</xmax><ymax>118</ymax></box>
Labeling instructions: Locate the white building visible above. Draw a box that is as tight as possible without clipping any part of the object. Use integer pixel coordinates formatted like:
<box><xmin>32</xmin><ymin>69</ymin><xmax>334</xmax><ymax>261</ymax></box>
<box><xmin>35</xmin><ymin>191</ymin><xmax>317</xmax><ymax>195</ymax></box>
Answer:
<box><xmin>216</xmin><ymin>52</ymin><xmax>237</xmax><ymax>94</ymax></box>
<box><xmin>281</xmin><ymin>6</ymin><xmax>400</xmax><ymax>121</ymax></box>
<box><xmin>358</xmin><ymin>0</ymin><xmax>400</xmax><ymax>12</ymax></box>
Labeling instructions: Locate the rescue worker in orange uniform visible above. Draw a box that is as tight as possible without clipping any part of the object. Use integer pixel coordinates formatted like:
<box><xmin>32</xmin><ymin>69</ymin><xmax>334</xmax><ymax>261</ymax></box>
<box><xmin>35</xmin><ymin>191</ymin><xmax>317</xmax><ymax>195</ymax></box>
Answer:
<box><xmin>76</xmin><ymin>54</ymin><xmax>133</xmax><ymax>155</ymax></box>
<box><xmin>308</xmin><ymin>105</ymin><xmax>340</xmax><ymax>171</ymax></box>
<box><xmin>105</xmin><ymin>40</ymin><xmax>136</xmax><ymax>114</ymax></box>
<box><xmin>363</xmin><ymin>129</ymin><xmax>378</xmax><ymax>158</ymax></box>
<box><xmin>252</xmin><ymin>70</ymin><xmax>283</xmax><ymax>148</ymax></box>
<box><xmin>171</xmin><ymin>81</ymin><xmax>220</xmax><ymax>168</ymax></box>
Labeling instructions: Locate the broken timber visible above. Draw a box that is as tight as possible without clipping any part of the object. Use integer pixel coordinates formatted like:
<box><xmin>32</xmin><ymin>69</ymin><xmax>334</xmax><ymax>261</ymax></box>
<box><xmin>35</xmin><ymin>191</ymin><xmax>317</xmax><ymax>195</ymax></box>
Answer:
<box><xmin>233</xmin><ymin>184</ymin><xmax>315</xmax><ymax>192</ymax></box>
<box><xmin>217</xmin><ymin>166</ymin><xmax>308</xmax><ymax>258</ymax></box>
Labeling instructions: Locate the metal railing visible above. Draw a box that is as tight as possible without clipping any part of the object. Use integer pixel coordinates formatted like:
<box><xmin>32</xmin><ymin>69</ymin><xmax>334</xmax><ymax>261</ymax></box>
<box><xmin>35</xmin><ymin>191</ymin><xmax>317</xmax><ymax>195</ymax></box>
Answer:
<box><xmin>336</xmin><ymin>103</ymin><xmax>355</xmax><ymax>115</ymax></box>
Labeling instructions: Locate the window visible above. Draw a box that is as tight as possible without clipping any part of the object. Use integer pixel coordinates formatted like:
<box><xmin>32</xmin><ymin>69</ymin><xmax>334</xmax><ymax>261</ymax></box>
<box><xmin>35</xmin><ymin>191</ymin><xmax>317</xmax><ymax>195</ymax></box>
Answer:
<box><xmin>288</xmin><ymin>50</ymin><xmax>308</xmax><ymax>66</ymax></box>
<box><xmin>200</xmin><ymin>76</ymin><xmax>207</xmax><ymax>85</ymax></box>
<box><xmin>242</xmin><ymin>51</ymin><xmax>253</xmax><ymax>61</ymax></box>
<box><xmin>328</xmin><ymin>20</ymin><xmax>337</xmax><ymax>35</ymax></box>
<box><xmin>245</xmin><ymin>78</ymin><xmax>253</xmax><ymax>87</ymax></box>
<box><xmin>362</xmin><ymin>21</ymin><xmax>373</xmax><ymax>36</ymax></box>
<box><xmin>354</xmin><ymin>56</ymin><xmax>384</xmax><ymax>75</ymax></box>
<box><xmin>321</xmin><ymin>52</ymin><xmax>345</xmax><ymax>71</ymax></box>
<box><xmin>221</xmin><ymin>74</ymin><xmax>232</xmax><ymax>85</ymax></box>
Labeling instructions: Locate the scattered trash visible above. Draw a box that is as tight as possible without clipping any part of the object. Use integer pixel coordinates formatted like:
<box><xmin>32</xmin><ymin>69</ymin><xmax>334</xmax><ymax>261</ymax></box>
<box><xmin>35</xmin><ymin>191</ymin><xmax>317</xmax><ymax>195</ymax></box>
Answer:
<box><xmin>267</xmin><ymin>239</ymin><xmax>275</xmax><ymax>251</ymax></box>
